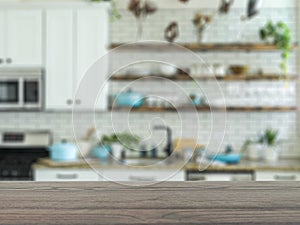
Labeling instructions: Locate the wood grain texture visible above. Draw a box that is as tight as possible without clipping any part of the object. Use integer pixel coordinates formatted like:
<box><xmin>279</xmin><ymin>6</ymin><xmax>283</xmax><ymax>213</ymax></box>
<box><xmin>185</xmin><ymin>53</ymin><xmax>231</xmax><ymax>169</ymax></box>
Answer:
<box><xmin>0</xmin><ymin>182</ymin><xmax>299</xmax><ymax>225</ymax></box>
<box><xmin>110</xmin><ymin>106</ymin><xmax>297</xmax><ymax>113</ymax></box>
<box><xmin>110</xmin><ymin>74</ymin><xmax>297</xmax><ymax>81</ymax></box>
<box><xmin>110</xmin><ymin>43</ymin><xmax>298</xmax><ymax>52</ymax></box>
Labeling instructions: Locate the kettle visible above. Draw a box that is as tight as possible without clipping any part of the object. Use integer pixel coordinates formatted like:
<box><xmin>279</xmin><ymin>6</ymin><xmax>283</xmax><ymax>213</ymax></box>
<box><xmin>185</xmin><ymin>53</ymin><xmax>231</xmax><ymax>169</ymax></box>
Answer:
<box><xmin>49</xmin><ymin>140</ymin><xmax>78</xmax><ymax>162</ymax></box>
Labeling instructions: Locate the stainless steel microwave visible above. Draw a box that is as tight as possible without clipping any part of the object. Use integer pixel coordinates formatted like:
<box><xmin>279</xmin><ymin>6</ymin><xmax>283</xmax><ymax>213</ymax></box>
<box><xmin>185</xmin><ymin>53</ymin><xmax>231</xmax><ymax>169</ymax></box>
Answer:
<box><xmin>0</xmin><ymin>67</ymin><xmax>44</xmax><ymax>111</ymax></box>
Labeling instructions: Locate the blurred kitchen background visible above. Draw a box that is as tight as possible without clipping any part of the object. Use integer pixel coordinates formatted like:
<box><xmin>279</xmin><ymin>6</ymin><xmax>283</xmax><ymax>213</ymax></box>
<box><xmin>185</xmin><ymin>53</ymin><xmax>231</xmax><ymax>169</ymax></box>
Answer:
<box><xmin>0</xmin><ymin>0</ymin><xmax>300</xmax><ymax>182</ymax></box>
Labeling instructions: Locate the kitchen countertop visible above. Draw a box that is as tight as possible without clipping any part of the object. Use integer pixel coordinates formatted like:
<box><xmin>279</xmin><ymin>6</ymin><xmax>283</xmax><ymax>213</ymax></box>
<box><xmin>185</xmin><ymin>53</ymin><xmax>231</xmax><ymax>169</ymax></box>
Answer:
<box><xmin>0</xmin><ymin>182</ymin><xmax>299</xmax><ymax>225</ymax></box>
<box><xmin>33</xmin><ymin>158</ymin><xmax>300</xmax><ymax>172</ymax></box>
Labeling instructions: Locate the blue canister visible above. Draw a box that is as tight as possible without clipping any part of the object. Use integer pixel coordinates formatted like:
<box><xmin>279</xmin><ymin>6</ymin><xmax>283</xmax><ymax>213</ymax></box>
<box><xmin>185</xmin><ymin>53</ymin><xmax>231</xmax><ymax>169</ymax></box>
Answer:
<box><xmin>92</xmin><ymin>145</ymin><xmax>112</xmax><ymax>161</ymax></box>
<box><xmin>49</xmin><ymin>140</ymin><xmax>78</xmax><ymax>162</ymax></box>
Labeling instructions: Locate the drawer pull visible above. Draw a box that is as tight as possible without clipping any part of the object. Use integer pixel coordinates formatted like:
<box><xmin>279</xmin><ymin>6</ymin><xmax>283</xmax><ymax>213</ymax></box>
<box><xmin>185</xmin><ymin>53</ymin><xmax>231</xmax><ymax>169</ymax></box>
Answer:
<box><xmin>274</xmin><ymin>175</ymin><xmax>296</xmax><ymax>181</ymax></box>
<box><xmin>128</xmin><ymin>175</ymin><xmax>156</xmax><ymax>182</ymax></box>
<box><xmin>56</xmin><ymin>174</ymin><xmax>78</xmax><ymax>180</ymax></box>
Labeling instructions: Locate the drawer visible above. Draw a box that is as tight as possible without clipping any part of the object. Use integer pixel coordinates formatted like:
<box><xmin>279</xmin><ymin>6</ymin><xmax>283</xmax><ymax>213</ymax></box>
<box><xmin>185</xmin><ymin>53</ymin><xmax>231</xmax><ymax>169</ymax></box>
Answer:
<box><xmin>255</xmin><ymin>171</ymin><xmax>300</xmax><ymax>181</ymax></box>
<box><xmin>34</xmin><ymin>169</ymin><xmax>100</xmax><ymax>181</ymax></box>
<box><xmin>101</xmin><ymin>170</ymin><xmax>185</xmax><ymax>182</ymax></box>
<box><xmin>187</xmin><ymin>172</ymin><xmax>254</xmax><ymax>181</ymax></box>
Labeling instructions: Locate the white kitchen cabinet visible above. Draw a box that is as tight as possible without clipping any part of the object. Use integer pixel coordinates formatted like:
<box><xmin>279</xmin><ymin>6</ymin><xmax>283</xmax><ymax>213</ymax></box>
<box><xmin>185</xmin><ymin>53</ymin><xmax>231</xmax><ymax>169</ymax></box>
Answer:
<box><xmin>101</xmin><ymin>170</ymin><xmax>185</xmax><ymax>182</ymax></box>
<box><xmin>1</xmin><ymin>9</ymin><xmax>42</xmax><ymax>66</ymax></box>
<box><xmin>255</xmin><ymin>171</ymin><xmax>300</xmax><ymax>181</ymax></box>
<box><xmin>45</xmin><ymin>7</ymin><xmax>109</xmax><ymax>111</ymax></box>
<box><xmin>34</xmin><ymin>169</ymin><xmax>100</xmax><ymax>182</ymax></box>
<box><xmin>46</xmin><ymin>10</ymin><xmax>74</xmax><ymax>110</ymax></box>
<box><xmin>0</xmin><ymin>10</ymin><xmax>4</xmax><ymax>66</ymax></box>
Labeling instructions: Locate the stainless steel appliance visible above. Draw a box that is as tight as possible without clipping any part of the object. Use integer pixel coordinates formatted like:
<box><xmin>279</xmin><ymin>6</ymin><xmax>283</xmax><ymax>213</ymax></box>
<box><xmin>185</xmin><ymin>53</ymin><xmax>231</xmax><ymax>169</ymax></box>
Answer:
<box><xmin>0</xmin><ymin>131</ymin><xmax>52</xmax><ymax>181</ymax></box>
<box><xmin>0</xmin><ymin>67</ymin><xmax>44</xmax><ymax>111</ymax></box>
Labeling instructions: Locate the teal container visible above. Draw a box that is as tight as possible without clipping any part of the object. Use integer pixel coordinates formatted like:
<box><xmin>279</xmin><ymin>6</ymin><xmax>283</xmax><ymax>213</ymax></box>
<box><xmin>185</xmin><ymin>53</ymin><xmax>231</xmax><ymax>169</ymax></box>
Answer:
<box><xmin>92</xmin><ymin>145</ymin><xmax>112</xmax><ymax>161</ymax></box>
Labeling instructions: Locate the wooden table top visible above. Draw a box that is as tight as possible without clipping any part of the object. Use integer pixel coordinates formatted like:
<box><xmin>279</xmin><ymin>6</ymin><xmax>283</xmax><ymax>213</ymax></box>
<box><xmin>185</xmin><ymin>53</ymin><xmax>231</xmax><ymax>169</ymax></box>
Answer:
<box><xmin>0</xmin><ymin>182</ymin><xmax>299</xmax><ymax>225</ymax></box>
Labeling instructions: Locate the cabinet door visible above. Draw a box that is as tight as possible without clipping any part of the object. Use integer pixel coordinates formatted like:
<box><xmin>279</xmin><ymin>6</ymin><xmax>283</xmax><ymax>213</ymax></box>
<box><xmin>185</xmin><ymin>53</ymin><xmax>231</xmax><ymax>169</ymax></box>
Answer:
<box><xmin>76</xmin><ymin>9</ymin><xmax>109</xmax><ymax>111</ymax></box>
<box><xmin>255</xmin><ymin>171</ymin><xmax>300</xmax><ymax>181</ymax></box>
<box><xmin>46</xmin><ymin>10</ymin><xmax>74</xmax><ymax>110</ymax></box>
<box><xmin>102</xmin><ymin>170</ymin><xmax>185</xmax><ymax>182</ymax></box>
<box><xmin>6</xmin><ymin>9</ymin><xmax>42</xmax><ymax>66</ymax></box>
<box><xmin>34</xmin><ymin>169</ymin><xmax>100</xmax><ymax>181</ymax></box>
<box><xmin>0</xmin><ymin>10</ymin><xmax>5</xmax><ymax>66</ymax></box>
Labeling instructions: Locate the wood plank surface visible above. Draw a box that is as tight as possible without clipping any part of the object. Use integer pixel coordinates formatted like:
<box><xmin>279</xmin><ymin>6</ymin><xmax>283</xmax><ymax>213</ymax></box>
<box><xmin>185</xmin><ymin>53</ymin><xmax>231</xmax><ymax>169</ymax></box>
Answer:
<box><xmin>110</xmin><ymin>106</ymin><xmax>297</xmax><ymax>112</ymax></box>
<box><xmin>0</xmin><ymin>182</ymin><xmax>299</xmax><ymax>225</ymax></box>
<box><xmin>110</xmin><ymin>74</ymin><xmax>297</xmax><ymax>81</ymax></box>
<box><xmin>110</xmin><ymin>43</ymin><xmax>298</xmax><ymax>52</ymax></box>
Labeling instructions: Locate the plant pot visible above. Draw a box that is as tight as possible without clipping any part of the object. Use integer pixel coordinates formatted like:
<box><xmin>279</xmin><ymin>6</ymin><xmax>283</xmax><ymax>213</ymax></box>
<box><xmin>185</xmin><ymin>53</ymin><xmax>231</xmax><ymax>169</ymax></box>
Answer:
<box><xmin>111</xmin><ymin>143</ymin><xmax>124</xmax><ymax>160</ymax></box>
<box><xmin>263</xmin><ymin>145</ymin><xmax>279</xmax><ymax>163</ymax></box>
<box><xmin>247</xmin><ymin>144</ymin><xmax>263</xmax><ymax>161</ymax></box>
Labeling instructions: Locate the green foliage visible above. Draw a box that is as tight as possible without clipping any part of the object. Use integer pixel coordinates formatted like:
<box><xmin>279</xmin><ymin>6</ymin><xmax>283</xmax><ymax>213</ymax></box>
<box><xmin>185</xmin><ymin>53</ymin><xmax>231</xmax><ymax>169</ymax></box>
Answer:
<box><xmin>100</xmin><ymin>133</ymin><xmax>140</xmax><ymax>149</ymax></box>
<box><xmin>262</xmin><ymin>128</ymin><xmax>279</xmax><ymax>146</ymax></box>
<box><xmin>259</xmin><ymin>20</ymin><xmax>292</xmax><ymax>74</ymax></box>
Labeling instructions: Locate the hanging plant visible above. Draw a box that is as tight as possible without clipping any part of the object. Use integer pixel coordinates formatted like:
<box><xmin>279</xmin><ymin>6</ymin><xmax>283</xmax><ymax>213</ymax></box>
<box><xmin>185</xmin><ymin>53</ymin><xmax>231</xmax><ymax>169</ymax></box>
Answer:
<box><xmin>259</xmin><ymin>20</ymin><xmax>292</xmax><ymax>74</ymax></box>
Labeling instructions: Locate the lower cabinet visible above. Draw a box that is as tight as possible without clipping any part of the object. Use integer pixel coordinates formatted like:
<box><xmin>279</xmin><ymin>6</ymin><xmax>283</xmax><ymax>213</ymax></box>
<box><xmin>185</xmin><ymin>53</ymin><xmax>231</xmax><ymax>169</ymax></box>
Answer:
<box><xmin>34</xmin><ymin>169</ymin><xmax>99</xmax><ymax>182</ymax></box>
<box><xmin>255</xmin><ymin>171</ymin><xmax>300</xmax><ymax>181</ymax></box>
<box><xmin>100</xmin><ymin>170</ymin><xmax>185</xmax><ymax>182</ymax></box>
<box><xmin>186</xmin><ymin>172</ymin><xmax>254</xmax><ymax>181</ymax></box>
<box><xmin>33</xmin><ymin>168</ymin><xmax>185</xmax><ymax>182</ymax></box>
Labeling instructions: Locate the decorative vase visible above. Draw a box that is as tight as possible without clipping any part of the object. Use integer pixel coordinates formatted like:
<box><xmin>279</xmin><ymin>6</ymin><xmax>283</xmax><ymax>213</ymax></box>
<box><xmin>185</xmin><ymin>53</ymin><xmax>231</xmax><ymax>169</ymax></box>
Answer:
<box><xmin>264</xmin><ymin>145</ymin><xmax>279</xmax><ymax>163</ymax></box>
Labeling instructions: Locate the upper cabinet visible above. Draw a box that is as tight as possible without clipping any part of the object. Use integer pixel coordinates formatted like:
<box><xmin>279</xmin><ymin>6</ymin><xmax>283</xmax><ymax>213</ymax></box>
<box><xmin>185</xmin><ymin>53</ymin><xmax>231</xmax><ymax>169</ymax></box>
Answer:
<box><xmin>46</xmin><ymin>9</ymin><xmax>74</xmax><ymax>110</ymax></box>
<box><xmin>45</xmin><ymin>6</ymin><xmax>109</xmax><ymax>111</ymax></box>
<box><xmin>0</xmin><ymin>9</ymin><xmax>42</xmax><ymax>67</ymax></box>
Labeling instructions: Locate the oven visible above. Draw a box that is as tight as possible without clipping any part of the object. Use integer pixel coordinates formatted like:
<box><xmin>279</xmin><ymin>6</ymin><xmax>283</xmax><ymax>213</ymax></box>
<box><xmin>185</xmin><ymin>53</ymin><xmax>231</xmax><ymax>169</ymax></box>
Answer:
<box><xmin>0</xmin><ymin>131</ymin><xmax>51</xmax><ymax>181</ymax></box>
<box><xmin>0</xmin><ymin>67</ymin><xmax>44</xmax><ymax>111</ymax></box>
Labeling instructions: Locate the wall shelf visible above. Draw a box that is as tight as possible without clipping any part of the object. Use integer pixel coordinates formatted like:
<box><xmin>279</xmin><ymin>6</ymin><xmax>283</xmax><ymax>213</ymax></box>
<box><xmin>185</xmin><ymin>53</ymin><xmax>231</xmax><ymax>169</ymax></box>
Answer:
<box><xmin>110</xmin><ymin>43</ymin><xmax>298</xmax><ymax>52</ymax></box>
<box><xmin>110</xmin><ymin>106</ymin><xmax>297</xmax><ymax>112</ymax></box>
<box><xmin>110</xmin><ymin>74</ymin><xmax>297</xmax><ymax>81</ymax></box>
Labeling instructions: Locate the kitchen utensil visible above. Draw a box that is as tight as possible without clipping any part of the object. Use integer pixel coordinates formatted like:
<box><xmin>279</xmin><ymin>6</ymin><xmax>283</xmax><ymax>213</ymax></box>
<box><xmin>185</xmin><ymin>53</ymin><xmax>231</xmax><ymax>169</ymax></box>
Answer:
<box><xmin>116</xmin><ymin>89</ymin><xmax>144</xmax><ymax>108</ymax></box>
<box><xmin>49</xmin><ymin>140</ymin><xmax>78</xmax><ymax>162</ymax></box>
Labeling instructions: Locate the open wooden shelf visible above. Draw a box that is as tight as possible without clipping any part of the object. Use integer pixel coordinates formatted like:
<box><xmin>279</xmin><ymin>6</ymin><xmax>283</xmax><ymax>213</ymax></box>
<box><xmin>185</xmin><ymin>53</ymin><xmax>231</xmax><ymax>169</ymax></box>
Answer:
<box><xmin>110</xmin><ymin>74</ymin><xmax>297</xmax><ymax>81</ymax></box>
<box><xmin>110</xmin><ymin>43</ymin><xmax>298</xmax><ymax>52</ymax></box>
<box><xmin>110</xmin><ymin>106</ymin><xmax>297</xmax><ymax>112</ymax></box>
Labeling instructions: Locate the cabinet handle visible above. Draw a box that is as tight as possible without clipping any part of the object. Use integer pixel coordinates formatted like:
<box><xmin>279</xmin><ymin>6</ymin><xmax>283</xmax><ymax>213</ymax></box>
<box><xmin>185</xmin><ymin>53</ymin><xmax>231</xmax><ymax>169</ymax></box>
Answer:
<box><xmin>66</xmin><ymin>99</ymin><xmax>73</xmax><ymax>105</ymax></box>
<box><xmin>6</xmin><ymin>58</ymin><xmax>12</xmax><ymax>64</ymax></box>
<box><xmin>56</xmin><ymin>173</ymin><xmax>78</xmax><ymax>180</ymax></box>
<box><xmin>75</xmin><ymin>99</ymin><xmax>82</xmax><ymax>105</ymax></box>
<box><xmin>274</xmin><ymin>175</ymin><xmax>296</xmax><ymax>181</ymax></box>
<box><xmin>128</xmin><ymin>175</ymin><xmax>156</xmax><ymax>182</ymax></box>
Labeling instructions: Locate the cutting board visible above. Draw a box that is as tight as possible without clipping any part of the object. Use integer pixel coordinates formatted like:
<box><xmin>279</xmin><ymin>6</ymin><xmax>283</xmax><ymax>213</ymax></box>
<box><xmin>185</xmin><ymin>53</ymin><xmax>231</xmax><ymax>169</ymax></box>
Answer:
<box><xmin>37</xmin><ymin>158</ymin><xmax>99</xmax><ymax>168</ymax></box>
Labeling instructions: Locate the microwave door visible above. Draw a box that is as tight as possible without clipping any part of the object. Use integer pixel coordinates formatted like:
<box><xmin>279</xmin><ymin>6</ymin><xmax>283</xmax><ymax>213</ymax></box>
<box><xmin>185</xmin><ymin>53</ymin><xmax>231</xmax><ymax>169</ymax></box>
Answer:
<box><xmin>0</xmin><ymin>79</ymin><xmax>22</xmax><ymax>109</ymax></box>
<box><xmin>23</xmin><ymin>78</ymin><xmax>42</xmax><ymax>109</ymax></box>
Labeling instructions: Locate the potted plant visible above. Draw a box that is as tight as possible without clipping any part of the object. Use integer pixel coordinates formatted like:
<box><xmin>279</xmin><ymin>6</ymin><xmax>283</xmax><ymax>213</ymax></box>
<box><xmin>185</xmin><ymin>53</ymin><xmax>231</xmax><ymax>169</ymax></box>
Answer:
<box><xmin>259</xmin><ymin>21</ymin><xmax>292</xmax><ymax>75</ymax></box>
<box><xmin>262</xmin><ymin>128</ymin><xmax>280</xmax><ymax>163</ymax></box>
<box><xmin>93</xmin><ymin>133</ymin><xmax>141</xmax><ymax>161</ymax></box>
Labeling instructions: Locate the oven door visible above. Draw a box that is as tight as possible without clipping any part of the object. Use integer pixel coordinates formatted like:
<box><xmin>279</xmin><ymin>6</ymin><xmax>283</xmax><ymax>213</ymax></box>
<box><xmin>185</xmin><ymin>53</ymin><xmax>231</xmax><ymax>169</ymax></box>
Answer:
<box><xmin>0</xmin><ymin>78</ymin><xmax>22</xmax><ymax>109</ymax></box>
